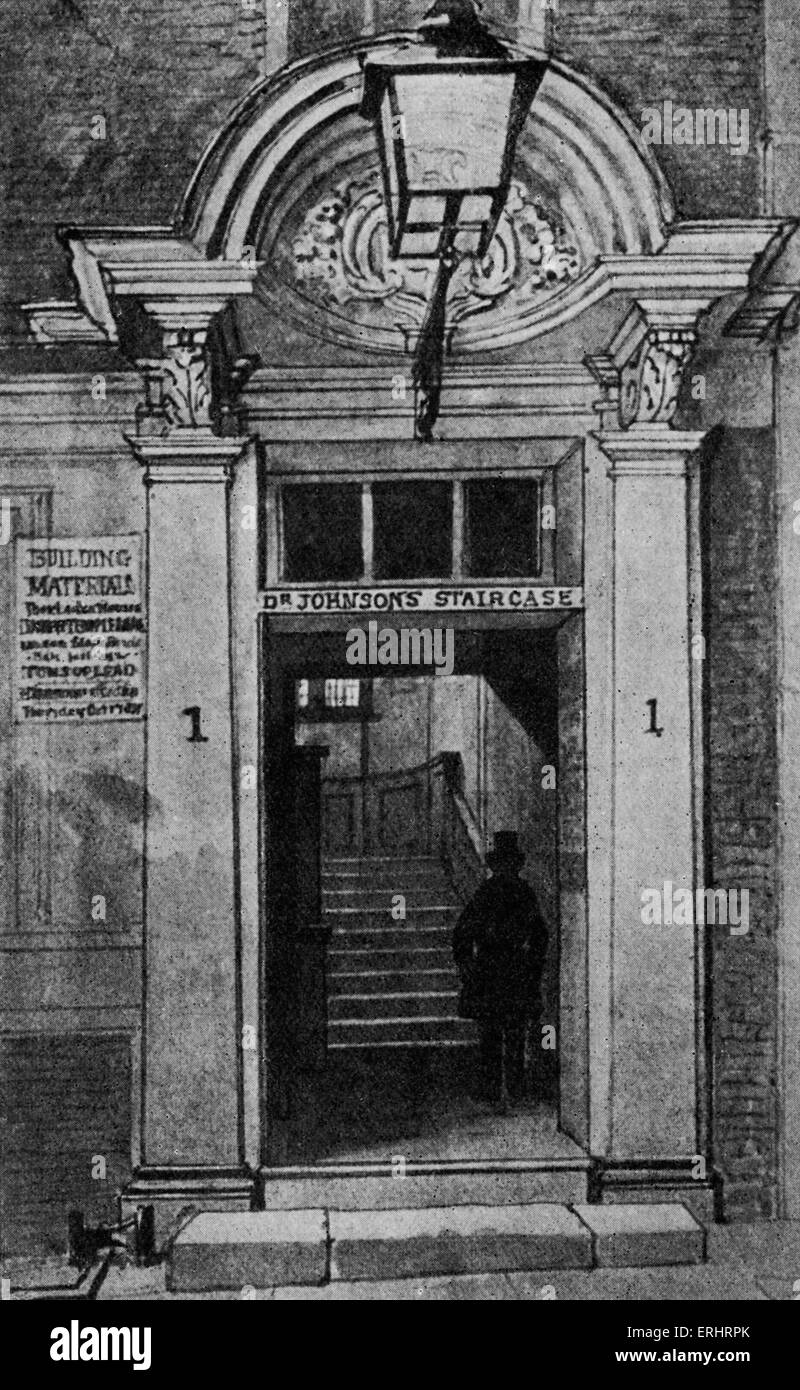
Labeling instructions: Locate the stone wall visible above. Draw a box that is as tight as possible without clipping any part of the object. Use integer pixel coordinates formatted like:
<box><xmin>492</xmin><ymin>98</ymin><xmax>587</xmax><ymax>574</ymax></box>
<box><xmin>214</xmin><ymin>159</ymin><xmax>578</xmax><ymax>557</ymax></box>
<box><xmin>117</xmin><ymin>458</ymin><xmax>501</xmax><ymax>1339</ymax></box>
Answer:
<box><xmin>0</xmin><ymin>0</ymin><xmax>265</xmax><ymax>317</ymax></box>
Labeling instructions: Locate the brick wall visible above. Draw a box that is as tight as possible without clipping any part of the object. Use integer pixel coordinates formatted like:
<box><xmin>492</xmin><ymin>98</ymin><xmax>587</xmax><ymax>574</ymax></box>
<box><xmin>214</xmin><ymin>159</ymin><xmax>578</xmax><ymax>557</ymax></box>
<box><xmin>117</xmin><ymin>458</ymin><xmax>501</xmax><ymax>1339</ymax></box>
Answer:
<box><xmin>555</xmin><ymin>0</ymin><xmax>764</xmax><ymax>218</ymax></box>
<box><xmin>288</xmin><ymin>0</ymin><xmax>430</xmax><ymax>57</ymax></box>
<box><xmin>0</xmin><ymin>1035</ymin><xmax>132</xmax><ymax>1255</ymax></box>
<box><xmin>0</xmin><ymin>0</ymin><xmax>265</xmax><ymax>313</ymax></box>
<box><xmin>286</xmin><ymin>0</ymin><xmax>767</xmax><ymax>218</ymax></box>
<box><xmin>703</xmin><ymin>426</ymin><xmax>779</xmax><ymax>1219</ymax></box>
<box><xmin>0</xmin><ymin>0</ymin><xmax>767</xmax><ymax>323</ymax></box>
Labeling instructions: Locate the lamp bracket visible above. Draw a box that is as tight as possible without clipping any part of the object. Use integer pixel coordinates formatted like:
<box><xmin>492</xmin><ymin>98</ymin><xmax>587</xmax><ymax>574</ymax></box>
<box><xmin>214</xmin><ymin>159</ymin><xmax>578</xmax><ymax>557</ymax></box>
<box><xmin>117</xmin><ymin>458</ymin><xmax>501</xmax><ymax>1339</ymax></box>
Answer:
<box><xmin>412</xmin><ymin>239</ymin><xmax>461</xmax><ymax>441</ymax></box>
<box><xmin>418</xmin><ymin>0</ymin><xmax>508</xmax><ymax>59</ymax></box>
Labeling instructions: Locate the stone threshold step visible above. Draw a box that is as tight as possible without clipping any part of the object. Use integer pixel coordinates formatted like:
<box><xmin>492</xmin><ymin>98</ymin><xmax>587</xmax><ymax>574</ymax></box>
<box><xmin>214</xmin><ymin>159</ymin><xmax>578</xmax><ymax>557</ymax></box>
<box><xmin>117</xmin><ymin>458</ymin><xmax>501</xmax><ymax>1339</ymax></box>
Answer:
<box><xmin>258</xmin><ymin>1166</ymin><xmax>591</xmax><ymax>1210</ymax></box>
<box><xmin>168</xmin><ymin>1203</ymin><xmax>705</xmax><ymax>1291</ymax></box>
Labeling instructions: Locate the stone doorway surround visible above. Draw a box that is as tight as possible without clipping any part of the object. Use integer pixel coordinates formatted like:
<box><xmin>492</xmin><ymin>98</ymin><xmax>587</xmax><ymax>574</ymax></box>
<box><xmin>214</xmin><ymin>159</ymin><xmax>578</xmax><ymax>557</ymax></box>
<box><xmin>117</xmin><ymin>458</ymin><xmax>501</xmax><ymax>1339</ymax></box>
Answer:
<box><xmin>43</xmin><ymin>36</ymin><xmax>797</xmax><ymax>1236</ymax></box>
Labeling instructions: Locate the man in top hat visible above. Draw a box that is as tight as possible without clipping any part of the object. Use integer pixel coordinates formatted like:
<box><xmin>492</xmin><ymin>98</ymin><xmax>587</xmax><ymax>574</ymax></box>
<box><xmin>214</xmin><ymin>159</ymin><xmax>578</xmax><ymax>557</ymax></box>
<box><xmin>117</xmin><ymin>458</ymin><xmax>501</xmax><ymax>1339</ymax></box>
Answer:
<box><xmin>452</xmin><ymin>831</ymin><xmax>548</xmax><ymax>1108</ymax></box>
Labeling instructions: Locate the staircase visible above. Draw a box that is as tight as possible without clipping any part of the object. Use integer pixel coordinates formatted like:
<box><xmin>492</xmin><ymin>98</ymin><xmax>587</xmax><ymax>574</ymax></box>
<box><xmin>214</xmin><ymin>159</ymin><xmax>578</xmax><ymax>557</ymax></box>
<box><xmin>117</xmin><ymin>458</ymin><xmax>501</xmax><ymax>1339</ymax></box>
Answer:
<box><xmin>324</xmin><ymin>854</ymin><xmax>477</xmax><ymax>1050</ymax></box>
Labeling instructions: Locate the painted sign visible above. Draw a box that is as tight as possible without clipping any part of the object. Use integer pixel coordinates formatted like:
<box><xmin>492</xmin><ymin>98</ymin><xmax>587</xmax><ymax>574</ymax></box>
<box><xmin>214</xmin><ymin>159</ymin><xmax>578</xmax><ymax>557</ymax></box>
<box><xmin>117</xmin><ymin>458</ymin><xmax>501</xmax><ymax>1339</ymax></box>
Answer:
<box><xmin>14</xmin><ymin>536</ymin><xmax>146</xmax><ymax>724</ymax></box>
<box><xmin>261</xmin><ymin>584</ymin><xmax>584</xmax><ymax>615</ymax></box>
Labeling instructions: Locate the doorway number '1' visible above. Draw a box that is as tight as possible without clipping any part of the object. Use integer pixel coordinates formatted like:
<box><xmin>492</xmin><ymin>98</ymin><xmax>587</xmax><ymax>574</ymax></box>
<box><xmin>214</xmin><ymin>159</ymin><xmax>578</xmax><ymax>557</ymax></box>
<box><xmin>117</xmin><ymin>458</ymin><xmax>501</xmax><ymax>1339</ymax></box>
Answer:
<box><xmin>183</xmin><ymin>706</ymin><xmax>209</xmax><ymax>743</ymax></box>
<box><xmin>646</xmin><ymin>699</ymin><xmax>664</xmax><ymax>738</ymax></box>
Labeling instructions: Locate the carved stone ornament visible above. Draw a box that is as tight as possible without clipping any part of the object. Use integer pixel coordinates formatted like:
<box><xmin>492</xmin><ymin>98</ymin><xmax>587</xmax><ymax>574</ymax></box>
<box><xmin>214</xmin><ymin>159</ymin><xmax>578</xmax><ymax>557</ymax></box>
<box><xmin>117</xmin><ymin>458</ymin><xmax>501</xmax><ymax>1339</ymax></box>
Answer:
<box><xmin>139</xmin><ymin>329</ymin><xmax>212</xmax><ymax>430</ymax></box>
<box><xmin>290</xmin><ymin>171</ymin><xmax>581</xmax><ymax>338</ymax></box>
<box><xmin>618</xmin><ymin>328</ymin><xmax>696</xmax><ymax>429</ymax></box>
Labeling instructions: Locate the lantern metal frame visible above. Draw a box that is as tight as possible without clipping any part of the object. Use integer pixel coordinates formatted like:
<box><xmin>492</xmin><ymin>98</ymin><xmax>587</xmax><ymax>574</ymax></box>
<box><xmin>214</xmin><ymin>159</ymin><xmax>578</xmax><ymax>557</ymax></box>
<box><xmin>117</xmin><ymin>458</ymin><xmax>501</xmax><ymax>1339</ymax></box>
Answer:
<box><xmin>362</xmin><ymin>54</ymin><xmax>544</xmax><ymax>265</ymax></box>
<box><xmin>360</xmin><ymin>0</ymin><xmax>548</xmax><ymax>440</ymax></box>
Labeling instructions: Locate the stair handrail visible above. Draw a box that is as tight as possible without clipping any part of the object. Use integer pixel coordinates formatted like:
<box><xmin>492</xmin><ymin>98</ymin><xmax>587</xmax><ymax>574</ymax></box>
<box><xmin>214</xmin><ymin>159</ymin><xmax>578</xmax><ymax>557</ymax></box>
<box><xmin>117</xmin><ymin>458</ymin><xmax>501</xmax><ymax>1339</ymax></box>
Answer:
<box><xmin>433</xmin><ymin>752</ymin><xmax>486</xmax><ymax>904</ymax></box>
<box><xmin>323</xmin><ymin>753</ymin><xmax>452</xmax><ymax>788</ymax></box>
<box><xmin>322</xmin><ymin>752</ymin><xmax>487</xmax><ymax>898</ymax></box>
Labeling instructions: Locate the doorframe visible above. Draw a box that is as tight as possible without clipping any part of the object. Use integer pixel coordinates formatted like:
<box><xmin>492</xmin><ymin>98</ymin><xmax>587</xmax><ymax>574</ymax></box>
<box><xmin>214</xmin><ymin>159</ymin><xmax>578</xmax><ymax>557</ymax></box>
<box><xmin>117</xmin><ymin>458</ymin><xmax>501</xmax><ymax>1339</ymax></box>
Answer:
<box><xmin>256</xmin><ymin>609</ymin><xmax>589</xmax><ymax>1175</ymax></box>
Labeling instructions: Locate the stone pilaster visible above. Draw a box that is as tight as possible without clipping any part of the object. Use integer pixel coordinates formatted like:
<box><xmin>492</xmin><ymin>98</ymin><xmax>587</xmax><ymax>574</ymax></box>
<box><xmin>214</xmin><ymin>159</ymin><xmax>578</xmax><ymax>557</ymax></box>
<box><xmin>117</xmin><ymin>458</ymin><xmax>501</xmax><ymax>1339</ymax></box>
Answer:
<box><xmin>128</xmin><ymin>434</ymin><xmax>248</xmax><ymax>1184</ymax></box>
<box><xmin>593</xmin><ymin>426</ymin><xmax>705</xmax><ymax>1164</ymax></box>
<box><xmin>99</xmin><ymin>251</ymin><xmax>261</xmax><ymax>1229</ymax></box>
<box><xmin>585</xmin><ymin>294</ymin><xmax>710</xmax><ymax>1203</ymax></box>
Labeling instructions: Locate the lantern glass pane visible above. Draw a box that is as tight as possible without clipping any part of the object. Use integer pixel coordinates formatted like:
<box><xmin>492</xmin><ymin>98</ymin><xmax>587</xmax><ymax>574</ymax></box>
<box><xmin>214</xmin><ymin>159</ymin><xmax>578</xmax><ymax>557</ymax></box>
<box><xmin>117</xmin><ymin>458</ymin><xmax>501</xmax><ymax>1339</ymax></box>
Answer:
<box><xmin>380</xmin><ymin>93</ymin><xmax>400</xmax><ymax>199</ymax></box>
<box><xmin>407</xmin><ymin>193</ymin><xmax>447</xmax><ymax>225</ymax></box>
<box><xmin>454</xmin><ymin>227</ymin><xmax>482</xmax><ymax>255</ymax></box>
<box><xmin>400</xmin><ymin>229</ymin><xmax>443</xmax><ymax>258</ymax></box>
<box><xmin>394</xmin><ymin>71</ymin><xmax>515</xmax><ymax>191</ymax></box>
<box><xmin>458</xmin><ymin>194</ymin><xmax>494</xmax><ymax>224</ymax></box>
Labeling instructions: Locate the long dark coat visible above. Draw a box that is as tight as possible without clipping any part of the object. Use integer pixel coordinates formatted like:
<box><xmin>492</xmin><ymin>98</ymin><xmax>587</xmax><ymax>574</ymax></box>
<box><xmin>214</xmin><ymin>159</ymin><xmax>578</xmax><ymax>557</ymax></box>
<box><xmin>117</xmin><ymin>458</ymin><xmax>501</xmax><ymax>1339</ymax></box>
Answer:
<box><xmin>452</xmin><ymin>875</ymin><xmax>548</xmax><ymax>1022</ymax></box>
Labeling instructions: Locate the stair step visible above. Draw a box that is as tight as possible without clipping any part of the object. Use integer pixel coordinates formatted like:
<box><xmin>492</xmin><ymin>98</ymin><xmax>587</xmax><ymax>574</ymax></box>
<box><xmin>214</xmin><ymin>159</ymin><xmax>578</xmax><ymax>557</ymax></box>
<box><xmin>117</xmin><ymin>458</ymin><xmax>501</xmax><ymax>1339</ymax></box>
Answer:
<box><xmin>328</xmin><ymin>1016</ymin><xmax>477</xmax><ymax>1047</ymax></box>
<box><xmin>323</xmin><ymin>854</ymin><xmax>464</xmax><ymax>1054</ymax></box>
<box><xmin>329</xmin><ymin>991</ymin><xmax>460</xmax><ymax>1021</ymax></box>
<box><xmin>329</xmin><ymin>927</ymin><xmax>454</xmax><ymax>951</ymax></box>
<box><xmin>326</xmin><ymin>905</ymin><xmax>458</xmax><ymax>922</ymax></box>
<box><xmin>169</xmin><ymin>1203</ymin><xmax>705</xmax><ymax>1290</ymax></box>
<box><xmin>329</xmin><ymin>1204</ymin><xmax>593</xmax><ymax>1281</ymax></box>
<box><xmin>324</xmin><ymin>875</ymin><xmax>453</xmax><ymax>895</ymax></box>
<box><xmin>328</xmin><ymin>1038</ymin><xmax>476</xmax><ymax>1050</ymax></box>
<box><xmin>323</xmin><ymin>862</ymin><xmax>452</xmax><ymax>889</ymax></box>
<box><xmin>328</xmin><ymin>947</ymin><xmax>455</xmax><ymax>974</ymax></box>
<box><xmin>323</xmin><ymin>888</ymin><xmax>453</xmax><ymax>910</ymax></box>
<box><xmin>324</xmin><ymin>857</ymin><xmax>444</xmax><ymax>869</ymax></box>
<box><xmin>329</xmin><ymin>968</ymin><xmax>459</xmax><ymax>995</ymax></box>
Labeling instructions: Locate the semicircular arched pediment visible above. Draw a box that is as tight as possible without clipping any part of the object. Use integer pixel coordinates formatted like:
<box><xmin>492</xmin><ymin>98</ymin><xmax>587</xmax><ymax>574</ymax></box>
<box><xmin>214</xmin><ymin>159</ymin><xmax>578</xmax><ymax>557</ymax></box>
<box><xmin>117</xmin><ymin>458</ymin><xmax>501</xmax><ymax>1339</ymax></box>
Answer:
<box><xmin>179</xmin><ymin>39</ymin><xmax>674</xmax><ymax>357</ymax></box>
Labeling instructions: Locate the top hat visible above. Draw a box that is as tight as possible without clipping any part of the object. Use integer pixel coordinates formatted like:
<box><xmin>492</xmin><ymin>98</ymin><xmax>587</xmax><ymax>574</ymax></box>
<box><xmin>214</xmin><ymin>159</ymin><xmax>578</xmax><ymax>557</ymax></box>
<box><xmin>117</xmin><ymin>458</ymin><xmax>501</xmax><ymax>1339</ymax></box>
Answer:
<box><xmin>486</xmin><ymin>830</ymin><xmax>525</xmax><ymax>870</ymax></box>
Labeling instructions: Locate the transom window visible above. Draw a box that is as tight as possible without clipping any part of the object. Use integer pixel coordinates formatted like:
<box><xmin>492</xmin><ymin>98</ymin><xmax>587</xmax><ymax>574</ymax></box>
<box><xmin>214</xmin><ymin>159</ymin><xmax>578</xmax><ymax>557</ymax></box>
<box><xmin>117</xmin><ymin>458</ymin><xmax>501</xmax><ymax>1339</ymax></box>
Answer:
<box><xmin>277</xmin><ymin>477</ymin><xmax>546</xmax><ymax>584</ymax></box>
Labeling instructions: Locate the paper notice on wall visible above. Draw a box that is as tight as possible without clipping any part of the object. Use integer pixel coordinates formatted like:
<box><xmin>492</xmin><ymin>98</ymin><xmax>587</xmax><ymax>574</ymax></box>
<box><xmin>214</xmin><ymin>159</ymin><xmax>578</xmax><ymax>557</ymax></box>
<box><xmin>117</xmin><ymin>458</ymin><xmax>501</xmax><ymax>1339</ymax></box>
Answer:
<box><xmin>14</xmin><ymin>536</ymin><xmax>146</xmax><ymax>724</ymax></box>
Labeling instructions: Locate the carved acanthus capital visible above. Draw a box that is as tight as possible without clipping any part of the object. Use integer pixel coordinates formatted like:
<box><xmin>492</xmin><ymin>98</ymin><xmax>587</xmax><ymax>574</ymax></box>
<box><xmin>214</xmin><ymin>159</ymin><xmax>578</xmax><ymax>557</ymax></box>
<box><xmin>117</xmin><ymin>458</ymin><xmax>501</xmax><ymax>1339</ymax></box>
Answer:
<box><xmin>594</xmin><ymin>304</ymin><xmax>702</xmax><ymax>432</ymax></box>
<box><xmin>55</xmin><ymin>233</ymin><xmax>258</xmax><ymax>435</ymax></box>
<box><xmin>618</xmin><ymin>326</ymin><xmax>697</xmax><ymax>429</ymax></box>
<box><xmin>138</xmin><ymin>327</ymin><xmax>212</xmax><ymax>432</ymax></box>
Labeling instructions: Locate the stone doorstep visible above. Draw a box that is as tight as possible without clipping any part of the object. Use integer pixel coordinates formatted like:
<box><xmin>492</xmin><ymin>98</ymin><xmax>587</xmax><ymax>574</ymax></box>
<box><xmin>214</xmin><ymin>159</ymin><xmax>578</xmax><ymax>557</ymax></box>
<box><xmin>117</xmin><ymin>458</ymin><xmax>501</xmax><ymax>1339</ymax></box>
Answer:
<box><xmin>167</xmin><ymin>1202</ymin><xmax>705</xmax><ymax>1291</ymax></box>
<box><xmin>574</xmin><ymin>1203</ymin><xmax>707</xmax><ymax>1268</ymax></box>
<box><xmin>169</xmin><ymin>1210</ymin><xmax>328</xmax><ymax>1292</ymax></box>
<box><xmin>329</xmin><ymin>1203</ymin><xmax>592</xmax><ymax>1282</ymax></box>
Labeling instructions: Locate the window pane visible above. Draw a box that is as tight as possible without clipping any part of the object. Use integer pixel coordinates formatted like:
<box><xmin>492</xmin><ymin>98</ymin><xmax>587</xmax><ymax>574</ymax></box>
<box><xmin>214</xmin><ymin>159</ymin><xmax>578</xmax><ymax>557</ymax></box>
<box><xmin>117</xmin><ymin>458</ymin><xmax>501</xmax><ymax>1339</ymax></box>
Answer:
<box><xmin>296</xmin><ymin>679</ymin><xmax>309</xmax><ymax>710</ymax></box>
<box><xmin>373</xmin><ymin>481</ymin><xmax>452</xmax><ymax>579</ymax></box>
<box><xmin>465</xmin><ymin>479</ymin><xmax>541</xmax><ymax>577</ymax></box>
<box><xmin>282</xmin><ymin>484</ymin><xmax>362</xmax><ymax>582</ymax></box>
<box><xmin>325</xmin><ymin>678</ymin><xmax>360</xmax><ymax>709</ymax></box>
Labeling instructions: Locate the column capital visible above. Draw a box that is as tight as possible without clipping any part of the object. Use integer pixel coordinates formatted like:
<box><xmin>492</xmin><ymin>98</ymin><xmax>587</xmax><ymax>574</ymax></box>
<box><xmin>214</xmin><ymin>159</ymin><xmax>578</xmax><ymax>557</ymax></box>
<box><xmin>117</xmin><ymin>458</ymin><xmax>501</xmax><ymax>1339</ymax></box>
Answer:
<box><xmin>595</xmin><ymin>303</ymin><xmax>699</xmax><ymax>431</ymax></box>
<box><xmin>63</xmin><ymin>230</ymin><xmax>259</xmax><ymax>436</ymax></box>
<box><xmin>595</xmin><ymin>425</ymin><xmax>708</xmax><ymax>477</ymax></box>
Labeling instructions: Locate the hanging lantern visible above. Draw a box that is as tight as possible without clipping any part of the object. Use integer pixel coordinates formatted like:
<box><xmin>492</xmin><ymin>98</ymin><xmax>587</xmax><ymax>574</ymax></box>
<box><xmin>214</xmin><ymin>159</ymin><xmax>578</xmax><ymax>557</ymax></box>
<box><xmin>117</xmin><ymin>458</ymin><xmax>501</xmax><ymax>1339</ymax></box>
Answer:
<box><xmin>360</xmin><ymin>0</ymin><xmax>548</xmax><ymax>262</ymax></box>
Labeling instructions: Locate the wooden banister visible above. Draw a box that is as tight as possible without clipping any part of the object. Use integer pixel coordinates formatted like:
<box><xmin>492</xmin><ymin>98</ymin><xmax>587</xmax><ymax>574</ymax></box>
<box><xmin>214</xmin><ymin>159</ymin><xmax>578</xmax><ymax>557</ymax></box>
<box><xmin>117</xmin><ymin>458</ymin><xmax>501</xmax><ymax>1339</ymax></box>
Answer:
<box><xmin>322</xmin><ymin>751</ymin><xmax>485</xmax><ymax>901</ymax></box>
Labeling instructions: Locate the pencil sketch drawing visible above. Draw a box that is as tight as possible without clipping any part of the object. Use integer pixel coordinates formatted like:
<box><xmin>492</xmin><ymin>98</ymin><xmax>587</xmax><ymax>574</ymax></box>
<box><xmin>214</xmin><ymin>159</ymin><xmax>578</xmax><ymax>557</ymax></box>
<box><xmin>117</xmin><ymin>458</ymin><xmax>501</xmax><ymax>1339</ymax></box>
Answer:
<box><xmin>2</xmin><ymin>0</ymin><xmax>800</xmax><ymax>1303</ymax></box>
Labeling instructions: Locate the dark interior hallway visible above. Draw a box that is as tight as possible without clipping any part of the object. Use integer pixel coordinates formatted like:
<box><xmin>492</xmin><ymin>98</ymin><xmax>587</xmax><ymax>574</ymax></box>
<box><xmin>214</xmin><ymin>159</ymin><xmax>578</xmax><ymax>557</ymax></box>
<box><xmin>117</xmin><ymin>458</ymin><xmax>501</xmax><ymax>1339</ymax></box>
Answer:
<box><xmin>290</xmin><ymin>1046</ymin><xmax>579</xmax><ymax>1165</ymax></box>
<box><xmin>279</xmin><ymin>653</ymin><xmax>573</xmax><ymax>1166</ymax></box>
